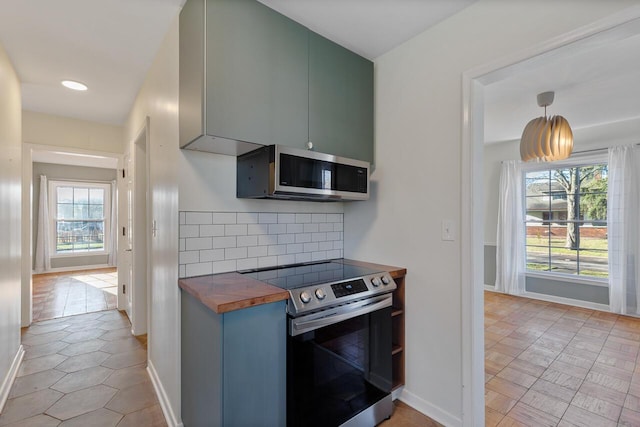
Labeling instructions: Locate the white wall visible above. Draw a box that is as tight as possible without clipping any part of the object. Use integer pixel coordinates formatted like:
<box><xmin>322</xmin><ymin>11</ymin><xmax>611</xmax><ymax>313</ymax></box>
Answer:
<box><xmin>0</xmin><ymin>42</ymin><xmax>23</xmax><ymax>410</ymax></box>
<box><xmin>343</xmin><ymin>0</ymin><xmax>640</xmax><ymax>424</ymax></box>
<box><xmin>22</xmin><ymin>111</ymin><xmax>124</xmax><ymax>153</ymax></box>
<box><xmin>124</xmin><ymin>15</ymin><xmax>182</xmax><ymax>426</ymax></box>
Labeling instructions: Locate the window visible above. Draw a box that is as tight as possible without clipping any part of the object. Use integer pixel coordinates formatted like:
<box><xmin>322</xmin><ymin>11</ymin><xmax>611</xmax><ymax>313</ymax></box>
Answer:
<box><xmin>49</xmin><ymin>181</ymin><xmax>111</xmax><ymax>255</ymax></box>
<box><xmin>524</xmin><ymin>162</ymin><xmax>608</xmax><ymax>279</ymax></box>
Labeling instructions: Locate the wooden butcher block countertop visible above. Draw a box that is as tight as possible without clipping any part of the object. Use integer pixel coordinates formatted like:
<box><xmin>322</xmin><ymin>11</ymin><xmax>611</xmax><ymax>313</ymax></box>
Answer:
<box><xmin>178</xmin><ymin>259</ymin><xmax>406</xmax><ymax>314</ymax></box>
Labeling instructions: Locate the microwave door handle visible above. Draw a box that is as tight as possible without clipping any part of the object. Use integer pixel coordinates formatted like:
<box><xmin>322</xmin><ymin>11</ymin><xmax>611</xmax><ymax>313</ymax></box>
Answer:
<box><xmin>290</xmin><ymin>295</ymin><xmax>392</xmax><ymax>336</ymax></box>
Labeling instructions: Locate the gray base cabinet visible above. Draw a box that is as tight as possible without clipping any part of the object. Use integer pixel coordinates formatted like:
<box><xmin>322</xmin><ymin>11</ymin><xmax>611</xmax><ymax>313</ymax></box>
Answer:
<box><xmin>181</xmin><ymin>291</ymin><xmax>286</xmax><ymax>426</ymax></box>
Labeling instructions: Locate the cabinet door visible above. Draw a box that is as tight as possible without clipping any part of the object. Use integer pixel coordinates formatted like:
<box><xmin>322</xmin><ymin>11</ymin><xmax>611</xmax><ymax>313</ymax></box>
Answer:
<box><xmin>309</xmin><ymin>32</ymin><xmax>374</xmax><ymax>164</ymax></box>
<box><xmin>206</xmin><ymin>0</ymin><xmax>308</xmax><ymax>146</ymax></box>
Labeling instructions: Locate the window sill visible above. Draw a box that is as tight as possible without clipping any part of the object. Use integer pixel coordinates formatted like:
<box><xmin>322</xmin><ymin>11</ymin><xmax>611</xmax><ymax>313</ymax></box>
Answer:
<box><xmin>51</xmin><ymin>251</ymin><xmax>108</xmax><ymax>259</ymax></box>
<box><xmin>525</xmin><ymin>271</ymin><xmax>608</xmax><ymax>288</ymax></box>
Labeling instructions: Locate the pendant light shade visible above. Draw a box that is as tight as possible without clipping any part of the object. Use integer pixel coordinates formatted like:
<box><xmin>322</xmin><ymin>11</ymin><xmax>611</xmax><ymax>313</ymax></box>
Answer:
<box><xmin>520</xmin><ymin>92</ymin><xmax>573</xmax><ymax>162</ymax></box>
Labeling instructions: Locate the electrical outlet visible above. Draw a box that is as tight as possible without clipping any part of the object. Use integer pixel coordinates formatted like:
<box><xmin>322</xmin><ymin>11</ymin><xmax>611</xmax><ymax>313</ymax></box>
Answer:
<box><xmin>442</xmin><ymin>219</ymin><xmax>455</xmax><ymax>241</ymax></box>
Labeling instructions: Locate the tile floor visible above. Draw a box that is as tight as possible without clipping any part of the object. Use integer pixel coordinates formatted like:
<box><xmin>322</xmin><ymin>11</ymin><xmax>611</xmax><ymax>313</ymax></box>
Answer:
<box><xmin>32</xmin><ymin>269</ymin><xmax>118</xmax><ymax>321</ymax></box>
<box><xmin>380</xmin><ymin>401</ymin><xmax>443</xmax><ymax>426</ymax></box>
<box><xmin>0</xmin><ymin>310</ymin><xmax>166</xmax><ymax>427</ymax></box>
<box><xmin>485</xmin><ymin>291</ymin><xmax>640</xmax><ymax>426</ymax></box>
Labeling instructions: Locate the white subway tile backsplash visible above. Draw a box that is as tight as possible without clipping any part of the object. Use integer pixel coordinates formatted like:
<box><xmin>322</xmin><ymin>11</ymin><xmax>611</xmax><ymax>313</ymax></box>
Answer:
<box><xmin>179</xmin><ymin>225</ymin><xmax>199</xmax><ymax>238</ymax></box>
<box><xmin>225</xmin><ymin>247</ymin><xmax>248</xmax><ymax>260</ymax></box>
<box><xmin>268</xmin><ymin>223</ymin><xmax>287</xmax><ymax>235</ymax></box>
<box><xmin>179</xmin><ymin>210</ymin><xmax>344</xmax><ymax>277</ymax></box>
<box><xmin>186</xmin><ymin>212</ymin><xmax>212</xmax><ymax>225</ymax></box>
<box><xmin>200</xmin><ymin>249</ymin><xmax>225</xmax><ymax>263</ymax></box>
<box><xmin>318</xmin><ymin>223</ymin><xmax>333</xmax><ymax>232</ymax></box>
<box><xmin>259</xmin><ymin>213</ymin><xmax>278</xmax><ymax>224</ymax></box>
<box><xmin>179</xmin><ymin>251</ymin><xmax>199</xmax><ymax>265</ymax></box>
<box><xmin>312</xmin><ymin>213</ymin><xmax>326</xmax><ymax>223</ymax></box>
<box><xmin>211</xmin><ymin>212</ymin><xmax>236</xmax><ymax>224</ymax></box>
<box><xmin>326</xmin><ymin>213</ymin><xmax>342</xmax><ymax>223</ymax></box>
<box><xmin>278</xmin><ymin>213</ymin><xmax>295</xmax><ymax>224</ymax></box>
<box><xmin>295</xmin><ymin>213</ymin><xmax>311</xmax><ymax>223</ymax></box>
<box><xmin>303</xmin><ymin>223</ymin><xmax>319</xmax><ymax>233</ymax></box>
<box><xmin>248</xmin><ymin>246</ymin><xmax>268</xmax><ymax>258</ymax></box>
<box><xmin>295</xmin><ymin>233</ymin><xmax>311</xmax><ymax>244</ymax></box>
<box><xmin>247</xmin><ymin>224</ymin><xmax>269</xmax><ymax>235</ymax></box>
<box><xmin>212</xmin><ymin>260</ymin><xmax>237</xmax><ymax>274</ymax></box>
<box><xmin>186</xmin><ymin>262</ymin><xmax>213</xmax><ymax>277</ymax></box>
<box><xmin>200</xmin><ymin>224</ymin><xmax>225</xmax><ymax>237</ymax></box>
<box><xmin>186</xmin><ymin>237</ymin><xmax>212</xmax><ymax>251</ymax></box>
<box><xmin>278</xmin><ymin>254</ymin><xmax>296</xmax><ymax>265</ymax></box>
<box><xmin>237</xmin><ymin>212</ymin><xmax>259</xmax><ymax>224</ymax></box>
<box><xmin>278</xmin><ymin>234</ymin><xmax>294</xmax><ymax>245</ymax></box>
<box><xmin>225</xmin><ymin>224</ymin><xmax>247</xmax><ymax>236</ymax></box>
<box><xmin>212</xmin><ymin>236</ymin><xmax>237</xmax><ymax>249</ymax></box>
<box><xmin>312</xmin><ymin>232</ymin><xmax>327</xmax><ymax>242</ymax></box>
<box><xmin>237</xmin><ymin>235</ymin><xmax>258</xmax><ymax>247</ymax></box>
<box><xmin>258</xmin><ymin>234</ymin><xmax>278</xmax><ymax>246</ymax></box>
<box><xmin>258</xmin><ymin>256</ymin><xmax>277</xmax><ymax>268</ymax></box>
<box><xmin>268</xmin><ymin>245</ymin><xmax>287</xmax><ymax>256</ymax></box>
<box><xmin>295</xmin><ymin>252</ymin><xmax>312</xmax><ymax>263</ymax></box>
<box><xmin>237</xmin><ymin>257</ymin><xmax>258</xmax><ymax>270</ymax></box>
<box><xmin>287</xmin><ymin>243</ymin><xmax>303</xmax><ymax>254</ymax></box>
<box><xmin>303</xmin><ymin>242</ymin><xmax>319</xmax><ymax>253</ymax></box>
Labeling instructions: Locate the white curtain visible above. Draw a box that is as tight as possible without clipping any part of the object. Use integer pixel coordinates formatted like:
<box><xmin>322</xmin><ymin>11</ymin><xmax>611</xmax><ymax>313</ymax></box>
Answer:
<box><xmin>495</xmin><ymin>160</ymin><xmax>526</xmax><ymax>295</ymax></box>
<box><xmin>34</xmin><ymin>175</ymin><xmax>51</xmax><ymax>272</ymax></box>
<box><xmin>608</xmin><ymin>145</ymin><xmax>640</xmax><ymax>315</ymax></box>
<box><xmin>108</xmin><ymin>180</ymin><xmax>117</xmax><ymax>266</ymax></box>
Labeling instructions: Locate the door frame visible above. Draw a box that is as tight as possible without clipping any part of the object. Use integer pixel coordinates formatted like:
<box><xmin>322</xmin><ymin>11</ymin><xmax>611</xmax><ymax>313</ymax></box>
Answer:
<box><xmin>460</xmin><ymin>8</ymin><xmax>640</xmax><ymax>425</ymax></box>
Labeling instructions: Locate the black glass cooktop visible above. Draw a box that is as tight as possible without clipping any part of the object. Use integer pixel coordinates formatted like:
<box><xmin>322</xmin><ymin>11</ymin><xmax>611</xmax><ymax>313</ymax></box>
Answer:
<box><xmin>240</xmin><ymin>260</ymin><xmax>384</xmax><ymax>290</ymax></box>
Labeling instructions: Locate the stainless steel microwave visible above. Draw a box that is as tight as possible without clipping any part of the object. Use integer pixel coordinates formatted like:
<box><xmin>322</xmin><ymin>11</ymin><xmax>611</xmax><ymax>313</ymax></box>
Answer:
<box><xmin>236</xmin><ymin>145</ymin><xmax>369</xmax><ymax>201</ymax></box>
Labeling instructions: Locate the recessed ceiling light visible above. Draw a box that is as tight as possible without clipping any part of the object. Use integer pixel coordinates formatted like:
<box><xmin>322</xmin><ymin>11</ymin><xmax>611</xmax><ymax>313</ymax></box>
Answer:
<box><xmin>61</xmin><ymin>80</ymin><xmax>88</xmax><ymax>91</ymax></box>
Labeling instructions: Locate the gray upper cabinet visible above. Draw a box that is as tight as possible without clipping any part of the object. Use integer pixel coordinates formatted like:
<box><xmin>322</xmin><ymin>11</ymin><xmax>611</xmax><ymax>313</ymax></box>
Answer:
<box><xmin>309</xmin><ymin>32</ymin><xmax>374</xmax><ymax>164</ymax></box>
<box><xmin>179</xmin><ymin>0</ymin><xmax>373</xmax><ymax>163</ymax></box>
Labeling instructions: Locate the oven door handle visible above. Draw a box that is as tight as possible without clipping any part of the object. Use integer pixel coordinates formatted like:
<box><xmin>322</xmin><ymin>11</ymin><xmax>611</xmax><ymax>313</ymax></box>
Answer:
<box><xmin>290</xmin><ymin>294</ymin><xmax>392</xmax><ymax>336</ymax></box>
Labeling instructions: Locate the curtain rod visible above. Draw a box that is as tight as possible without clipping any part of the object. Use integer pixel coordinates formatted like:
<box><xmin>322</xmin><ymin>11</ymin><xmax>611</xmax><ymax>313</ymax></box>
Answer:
<box><xmin>45</xmin><ymin>177</ymin><xmax>114</xmax><ymax>185</ymax></box>
<box><xmin>573</xmin><ymin>142</ymin><xmax>640</xmax><ymax>155</ymax></box>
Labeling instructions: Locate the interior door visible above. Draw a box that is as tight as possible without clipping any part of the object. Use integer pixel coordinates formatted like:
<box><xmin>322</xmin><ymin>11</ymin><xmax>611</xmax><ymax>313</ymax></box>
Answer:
<box><xmin>121</xmin><ymin>154</ymin><xmax>133</xmax><ymax>320</ymax></box>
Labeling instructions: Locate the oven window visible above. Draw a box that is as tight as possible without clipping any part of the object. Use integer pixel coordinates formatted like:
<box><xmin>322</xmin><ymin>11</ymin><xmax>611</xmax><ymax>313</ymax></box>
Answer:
<box><xmin>287</xmin><ymin>307</ymin><xmax>391</xmax><ymax>427</ymax></box>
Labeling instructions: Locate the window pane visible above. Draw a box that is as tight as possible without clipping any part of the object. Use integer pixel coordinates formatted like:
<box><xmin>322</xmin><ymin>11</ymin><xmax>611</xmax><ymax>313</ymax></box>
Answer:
<box><xmin>57</xmin><ymin>187</ymin><xmax>73</xmax><ymax>203</ymax></box>
<box><xmin>89</xmin><ymin>188</ymin><xmax>104</xmax><ymax>204</ymax></box>
<box><xmin>74</xmin><ymin>204</ymin><xmax>88</xmax><ymax>219</ymax></box>
<box><xmin>57</xmin><ymin>203</ymin><xmax>73</xmax><ymax>219</ymax></box>
<box><xmin>550</xmin><ymin>246</ymin><xmax>577</xmax><ymax>275</ymax></box>
<box><xmin>74</xmin><ymin>188</ymin><xmax>88</xmax><ymax>204</ymax></box>
<box><xmin>89</xmin><ymin>205</ymin><xmax>103</xmax><ymax>219</ymax></box>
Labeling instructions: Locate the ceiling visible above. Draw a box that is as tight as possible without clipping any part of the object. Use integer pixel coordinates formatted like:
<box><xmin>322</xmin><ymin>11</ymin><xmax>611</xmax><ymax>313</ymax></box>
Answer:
<box><xmin>483</xmin><ymin>18</ymin><xmax>640</xmax><ymax>146</ymax></box>
<box><xmin>0</xmin><ymin>0</ymin><xmax>476</xmax><ymax>128</ymax></box>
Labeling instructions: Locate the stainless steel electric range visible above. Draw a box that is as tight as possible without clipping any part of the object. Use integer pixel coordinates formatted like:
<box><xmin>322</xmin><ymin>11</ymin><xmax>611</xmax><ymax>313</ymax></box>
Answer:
<box><xmin>241</xmin><ymin>260</ymin><xmax>396</xmax><ymax>427</ymax></box>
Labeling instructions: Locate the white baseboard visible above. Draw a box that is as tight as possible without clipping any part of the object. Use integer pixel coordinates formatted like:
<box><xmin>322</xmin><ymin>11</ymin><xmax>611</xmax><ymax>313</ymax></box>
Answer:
<box><xmin>33</xmin><ymin>264</ymin><xmax>113</xmax><ymax>275</ymax></box>
<box><xmin>0</xmin><ymin>345</ymin><xmax>25</xmax><ymax>413</ymax></box>
<box><xmin>147</xmin><ymin>359</ymin><xmax>183</xmax><ymax>427</ymax></box>
<box><xmin>397</xmin><ymin>388</ymin><xmax>461</xmax><ymax>427</ymax></box>
<box><xmin>522</xmin><ymin>291</ymin><xmax>610</xmax><ymax>312</ymax></box>
<box><xmin>484</xmin><ymin>284</ymin><xmax>497</xmax><ymax>291</ymax></box>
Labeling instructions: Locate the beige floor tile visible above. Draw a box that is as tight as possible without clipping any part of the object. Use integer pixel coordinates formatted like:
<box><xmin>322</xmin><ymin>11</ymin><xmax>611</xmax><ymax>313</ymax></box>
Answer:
<box><xmin>540</xmin><ymin>368</ymin><xmax>583</xmax><ymax>391</ymax></box>
<box><xmin>485</xmin><ymin>407</ymin><xmax>504</xmax><ymax>427</ymax></box>
<box><xmin>561</xmin><ymin>404</ymin><xmax>617</xmax><ymax>427</ymax></box>
<box><xmin>100</xmin><ymin>329</ymin><xmax>133</xmax><ymax>342</ymax></box>
<box><xmin>51</xmin><ymin>366</ymin><xmax>114</xmax><ymax>393</ymax></box>
<box><xmin>103</xmin><ymin>365</ymin><xmax>149</xmax><ymax>390</ymax></box>
<box><xmin>578</xmin><ymin>379</ymin><xmax>627</xmax><ymax>407</ymax></box>
<box><xmin>115</xmin><ymin>405</ymin><xmax>167</xmax><ymax>427</ymax></box>
<box><xmin>17</xmin><ymin>355</ymin><xmax>67</xmax><ymax>377</ymax></box>
<box><xmin>23</xmin><ymin>341</ymin><xmax>69</xmax><ymax>361</ymax></box>
<box><xmin>21</xmin><ymin>331</ymin><xmax>70</xmax><ymax>347</ymax></box>
<box><xmin>519</xmin><ymin>389</ymin><xmax>569</xmax><ymax>418</ymax></box>
<box><xmin>503</xmin><ymin>402</ymin><xmax>559</xmax><ymax>427</ymax></box>
<box><xmin>99</xmin><ymin>337</ymin><xmax>144</xmax><ymax>355</ymax></box>
<box><xmin>1</xmin><ymin>414</ymin><xmax>60</xmax><ymax>427</ymax></box>
<box><xmin>55</xmin><ymin>351</ymin><xmax>110</xmax><ymax>373</ymax></box>
<box><xmin>497</xmin><ymin>367</ymin><xmax>538</xmax><ymax>388</ymax></box>
<box><xmin>45</xmin><ymin>384</ymin><xmax>117</xmax><ymax>420</ymax></box>
<box><xmin>105</xmin><ymin>381</ymin><xmax>159</xmax><ymax>415</ymax></box>
<box><xmin>9</xmin><ymin>370</ymin><xmax>66</xmax><ymax>399</ymax></box>
<box><xmin>530</xmin><ymin>378</ymin><xmax>576</xmax><ymax>403</ymax></box>
<box><xmin>619</xmin><ymin>407</ymin><xmax>640</xmax><ymax>427</ymax></box>
<box><xmin>585</xmin><ymin>371</ymin><xmax>630</xmax><ymax>394</ymax></box>
<box><xmin>571</xmin><ymin>392</ymin><xmax>622</xmax><ymax>421</ymax></box>
<box><xmin>57</xmin><ymin>408</ymin><xmax>122</xmax><ymax>427</ymax></box>
<box><xmin>58</xmin><ymin>339</ymin><xmax>105</xmax><ymax>357</ymax></box>
<box><xmin>61</xmin><ymin>329</ymin><xmax>106</xmax><ymax>344</ymax></box>
<box><xmin>101</xmin><ymin>349</ymin><xmax>146</xmax><ymax>370</ymax></box>
<box><xmin>486</xmin><ymin>377</ymin><xmax>528</xmax><ymax>400</ymax></box>
<box><xmin>0</xmin><ymin>389</ymin><xmax>63</xmax><ymax>426</ymax></box>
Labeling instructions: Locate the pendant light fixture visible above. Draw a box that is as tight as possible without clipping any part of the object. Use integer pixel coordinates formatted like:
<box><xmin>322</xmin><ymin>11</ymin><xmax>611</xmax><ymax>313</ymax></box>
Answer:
<box><xmin>520</xmin><ymin>91</ymin><xmax>573</xmax><ymax>162</ymax></box>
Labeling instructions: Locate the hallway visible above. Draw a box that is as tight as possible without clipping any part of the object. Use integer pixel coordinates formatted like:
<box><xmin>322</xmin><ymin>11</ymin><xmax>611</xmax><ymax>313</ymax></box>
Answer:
<box><xmin>32</xmin><ymin>269</ymin><xmax>118</xmax><ymax>321</ymax></box>
<box><xmin>0</xmin><ymin>310</ymin><xmax>165</xmax><ymax>427</ymax></box>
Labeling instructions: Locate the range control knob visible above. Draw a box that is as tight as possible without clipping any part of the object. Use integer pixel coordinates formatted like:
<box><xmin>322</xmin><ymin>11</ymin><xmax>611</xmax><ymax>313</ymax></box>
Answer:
<box><xmin>371</xmin><ymin>277</ymin><xmax>382</xmax><ymax>287</ymax></box>
<box><xmin>315</xmin><ymin>288</ymin><xmax>326</xmax><ymax>300</ymax></box>
<box><xmin>300</xmin><ymin>291</ymin><xmax>312</xmax><ymax>304</ymax></box>
<box><xmin>381</xmin><ymin>276</ymin><xmax>391</xmax><ymax>285</ymax></box>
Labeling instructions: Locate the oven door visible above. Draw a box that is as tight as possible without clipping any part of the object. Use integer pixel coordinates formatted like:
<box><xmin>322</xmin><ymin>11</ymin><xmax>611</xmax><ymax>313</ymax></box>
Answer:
<box><xmin>287</xmin><ymin>295</ymin><xmax>393</xmax><ymax>427</ymax></box>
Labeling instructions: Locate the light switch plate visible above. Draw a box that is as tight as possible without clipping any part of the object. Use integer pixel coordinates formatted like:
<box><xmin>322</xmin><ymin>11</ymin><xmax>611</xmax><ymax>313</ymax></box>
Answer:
<box><xmin>442</xmin><ymin>219</ymin><xmax>455</xmax><ymax>241</ymax></box>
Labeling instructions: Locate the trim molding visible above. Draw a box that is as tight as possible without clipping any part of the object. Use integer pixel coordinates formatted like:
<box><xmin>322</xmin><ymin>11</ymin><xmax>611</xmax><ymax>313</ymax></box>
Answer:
<box><xmin>33</xmin><ymin>264</ymin><xmax>112</xmax><ymax>275</ymax></box>
<box><xmin>522</xmin><ymin>291</ymin><xmax>610</xmax><ymax>312</ymax></box>
<box><xmin>0</xmin><ymin>345</ymin><xmax>25</xmax><ymax>412</ymax></box>
<box><xmin>399</xmin><ymin>388</ymin><xmax>462</xmax><ymax>427</ymax></box>
<box><xmin>147</xmin><ymin>359</ymin><xmax>183</xmax><ymax>427</ymax></box>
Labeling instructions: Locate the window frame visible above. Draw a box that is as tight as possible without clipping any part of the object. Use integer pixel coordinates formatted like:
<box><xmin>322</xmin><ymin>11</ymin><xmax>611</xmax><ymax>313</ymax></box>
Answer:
<box><xmin>48</xmin><ymin>180</ymin><xmax>112</xmax><ymax>258</ymax></box>
<box><xmin>521</xmin><ymin>153</ymin><xmax>609</xmax><ymax>284</ymax></box>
